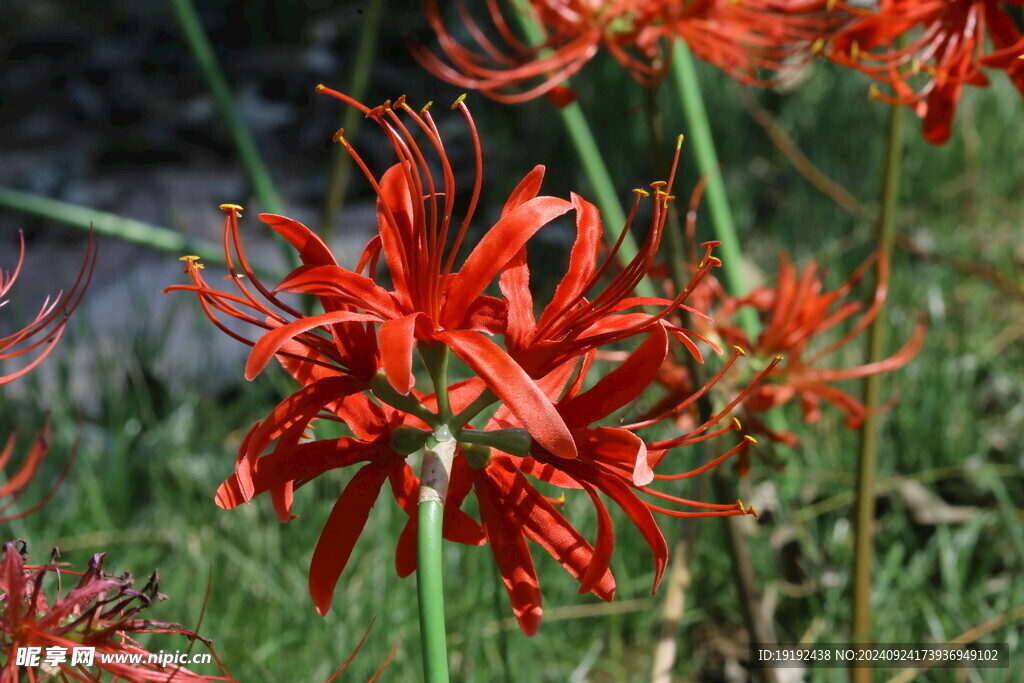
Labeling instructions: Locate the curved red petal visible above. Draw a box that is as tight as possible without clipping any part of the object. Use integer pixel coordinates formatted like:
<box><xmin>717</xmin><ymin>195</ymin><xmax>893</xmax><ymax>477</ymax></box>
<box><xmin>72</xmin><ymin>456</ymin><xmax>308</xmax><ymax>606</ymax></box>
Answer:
<box><xmin>443</xmin><ymin>196</ymin><xmax>572</xmax><ymax>327</ymax></box>
<box><xmin>438</xmin><ymin>330</ymin><xmax>577</xmax><ymax>459</ymax></box>
<box><xmin>309</xmin><ymin>463</ymin><xmax>393</xmax><ymax>615</ymax></box>
<box><xmin>379</xmin><ymin>313</ymin><xmax>422</xmax><ymax>395</ymax></box>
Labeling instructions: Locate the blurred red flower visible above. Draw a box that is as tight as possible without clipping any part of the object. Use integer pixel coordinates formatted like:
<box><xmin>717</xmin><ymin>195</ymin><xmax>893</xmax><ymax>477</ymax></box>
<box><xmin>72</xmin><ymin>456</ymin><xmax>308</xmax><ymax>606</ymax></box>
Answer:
<box><xmin>826</xmin><ymin>0</ymin><xmax>1024</xmax><ymax>144</ymax></box>
<box><xmin>416</xmin><ymin>0</ymin><xmax>855</xmax><ymax>103</ymax></box>
<box><xmin>653</xmin><ymin>252</ymin><xmax>925</xmax><ymax>447</ymax></box>
<box><xmin>1</xmin><ymin>232</ymin><xmax>94</xmax><ymax>522</ymax></box>
<box><xmin>2</xmin><ymin>232</ymin><xmax>95</xmax><ymax>386</ymax></box>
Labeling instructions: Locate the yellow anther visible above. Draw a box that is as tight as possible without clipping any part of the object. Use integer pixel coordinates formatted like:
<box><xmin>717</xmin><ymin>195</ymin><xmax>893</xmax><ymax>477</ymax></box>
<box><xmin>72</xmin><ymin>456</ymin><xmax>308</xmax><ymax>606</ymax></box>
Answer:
<box><xmin>394</xmin><ymin>94</ymin><xmax>407</xmax><ymax>108</ymax></box>
<box><xmin>868</xmin><ymin>84</ymin><xmax>881</xmax><ymax>100</ymax></box>
<box><xmin>811</xmin><ymin>38</ymin><xmax>825</xmax><ymax>55</ymax></box>
<box><xmin>732</xmin><ymin>416</ymin><xmax>743</xmax><ymax>431</ymax></box>
<box><xmin>911</xmin><ymin>57</ymin><xmax>922</xmax><ymax>74</ymax></box>
<box><xmin>315</xmin><ymin>83</ymin><xmax>327</xmax><ymax>93</ymax></box>
<box><xmin>827</xmin><ymin>0</ymin><xmax>836</xmax><ymax>10</ymax></box>
<box><xmin>219</xmin><ymin>203</ymin><xmax>243</xmax><ymax>217</ymax></box>
<box><xmin>733</xmin><ymin>345</ymin><xmax>747</xmax><ymax>357</ymax></box>
<box><xmin>179</xmin><ymin>255</ymin><xmax>204</xmax><ymax>271</ymax></box>
<box><xmin>451</xmin><ymin>93</ymin><xmax>468</xmax><ymax>109</ymax></box>
<box><xmin>650</xmin><ymin>180</ymin><xmax>667</xmax><ymax>189</ymax></box>
<box><xmin>675</xmin><ymin>134</ymin><xmax>684</xmax><ymax>150</ymax></box>
<box><xmin>748</xmin><ymin>506</ymin><xmax>760</xmax><ymax>520</ymax></box>
<box><xmin>736</xmin><ymin>499</ymin><xmax>746</xmax><ymax>512</ymax></box>
<box><xmin>555</xmin><ymin>492</ymin><xmax>566</xmax><ymax>506</ymax></box>
<box><xmin>708</xmin><ymin>257</ymin><xmax>722</xmax><ymax>267</ymax></box>
<box><xmin>421</xmin><ymin>100</ymin><xmax>434</xmax><ymax>113</ymax></box>
<box><xmin>744</xmin><ymin>434</ymin><xmax>758</xmax><ymax>444</ymax></box>
<box><xmin>775</xmin><ymin>355</ymin><xmax>783</xmax><ymax>361</ymax></box>
<box><xmin>633</xmin><ymin>188</ymin><xmax>650</xmax><ymax>197</ymax></box>
<box><xmin>1019</xmin><ymin>54</ymin><xmax>1024</xmax><ymax>60</ymax></box>
<box><xmin>333</xmin><ymin>128</ymin><xmax>346</xmax><ymax>143</ymax></box>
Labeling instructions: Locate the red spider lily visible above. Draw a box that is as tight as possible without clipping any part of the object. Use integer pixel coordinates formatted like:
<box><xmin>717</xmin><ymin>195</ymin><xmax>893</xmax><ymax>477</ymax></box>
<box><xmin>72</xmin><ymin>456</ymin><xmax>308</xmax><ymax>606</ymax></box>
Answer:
<box><xmin>177</xmin><ymin>89</ymin><xmax>766</xmax><ymax>635</ymax></box>
<box><xmin>0</xmin><ymin>542</ymin><xmax>233</xmax><ymax>682</ymax></box>
<box><xmin>659</xmin><ymin>0</ymin><xmax>856</xmax><ymax>87</ymax></box>
<box><xmin>2</xmin><ymin>231</ymin><xmax>96</xmax><ymax>386</ymax></box>
<box><xmin>1</xmin><ymin>232</ymin><xmax>93</xmax><ymax>523</ymax></box>
<box><xmin>663</xmin><ymin>252</ymin><xmax>926</xmax><ymax>445</ymax></box>
<box><xmin>415</xmin><ymin>0</ymin><xmax>856</xmax><ymax>104</ymax></box>
<box><xmin>169</xmin><ymin>88</ymin><xmax>588</xmax><ymax>459</ymax></box>
<box><xmin>826</xmin><ymin>0</ymin><xmax>1024</xmax><ymax>144</ymax></box>
<box><xmin>415</xmin><ymin>0</ymin><xmax>677</xmax><ymax>104</ymax></box>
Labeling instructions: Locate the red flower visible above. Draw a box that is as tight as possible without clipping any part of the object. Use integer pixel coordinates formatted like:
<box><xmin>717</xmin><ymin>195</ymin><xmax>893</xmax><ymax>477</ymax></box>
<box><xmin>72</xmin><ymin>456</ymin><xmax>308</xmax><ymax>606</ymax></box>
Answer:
<box><xmin>2</xmin><ymin>231</ymin><xmax>95</xmax><ymax>386</ymax></box>
<box><xmin>663</xmin><ymin>252</ymin><xmax>926</xmax><ymax>445</ymax></box>
<box><xmin>415</xmin><ymin>0</ymin><xmax>855</xmax><ymax>103</ymax></box>
<box><xmin>177</xmin><ymin>90</ymin><xmax>762</xmax><ymax>634</ymax></box>
<box><xmin>826</xmin><ymin>0</ymin><xmax>1024</xmax><ymax>144</ymax></box>
<box><xmin>662</xmin><ymin>0</ymin><xmax>853</xmax><ymax>87</ymax></box>
<box><xmin>415</xmin><ymin>0</ymin><xmax>675</xmax><ymax>104</ymax></box>
<box><xmin>0</xmin><ymin>542</ymin><xmax>232</xmax><ymax>682</ymax></box>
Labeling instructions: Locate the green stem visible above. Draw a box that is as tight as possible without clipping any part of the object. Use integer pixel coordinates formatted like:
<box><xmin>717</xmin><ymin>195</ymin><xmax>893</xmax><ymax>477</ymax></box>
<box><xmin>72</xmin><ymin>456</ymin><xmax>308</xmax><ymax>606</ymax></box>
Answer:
<box><xmin>370</xmin><ymin>372</ymin><xmax>439</xmax><ymax>427</ymax></box>
<box><xmin>851</xmin><ymin>103</ymin><xmax>904</xmax><ymax>658</ymax></box>
<box><xmin>670</xmin><ymin>44</ymin><xmax>757</xmax><ymax>338</ymax></box>
<box><xmin>419</xmin><ymin>342</ymin><xmax>453</xmax><ymax>421</ymax></box>
<box><xmin>418</xmin><ymin>429</ymin><xmax>455</xmax><ymax>683</ymax></box>
<box><xmin>0</xmin><ymin>185</ymin><xmax>228</xmax><ymax>268</ymax></box>
<box><xmin>168</xmin><ymin>0</ymin><xmax>296</xmax><ymax>267</ymax></box>
<box><xmin>510</xmin><ymin>13</ymin><xmax>654</xmax><ymax>299</ymax></box>
<box><xmin>449</xmin><ymin>388</ymin><xmax>498</xmax><ymax>431</ymax></box>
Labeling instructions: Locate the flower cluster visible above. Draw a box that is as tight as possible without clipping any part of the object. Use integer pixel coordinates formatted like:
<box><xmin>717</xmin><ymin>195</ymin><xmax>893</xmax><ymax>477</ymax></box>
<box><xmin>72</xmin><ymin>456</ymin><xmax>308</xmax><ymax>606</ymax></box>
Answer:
<box><xmin>0</xmin><ymin>541</ymin><xmax>231</xmax><ymax>682</ymax></box>
<box><xmin>417</xmin><ymin>0</ymin><xmax>1024</xmax><ymax>143</ymax></box>
<box><xmin>171</xmin><ymin>89</ymin><xmax>764</xmax><ymax>634</ymax></box>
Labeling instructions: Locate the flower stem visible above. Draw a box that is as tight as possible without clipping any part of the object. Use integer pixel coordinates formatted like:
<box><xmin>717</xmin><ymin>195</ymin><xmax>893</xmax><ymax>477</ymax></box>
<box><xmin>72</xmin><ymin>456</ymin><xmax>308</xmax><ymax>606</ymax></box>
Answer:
<box><xmin>418</xmin><ymin>428</ymin><xmax>456</xmax><ymax>683</ymax></box>
<box><xmin>851</xmin><ymin>102</ymin><xmax>904</xmax><ymax>662</ymax></box>
<box><xmin>670</xmin><ymin>44</ymin><xmax>757</xmax><ymax>338</ymax></box>
<box><xmin>509</xmin><ymin>13</ymin><xmax>654</xmax><ymax>298</ymax></box>
<box><xmin>419</xmin><ymin>342</ymin><xmax>452</xmax><ymax>422</ymax></box>
<box><xmin>319</xmin><ymin>0</ymin><xmax>385</xmax><ymax>241</ymax></box>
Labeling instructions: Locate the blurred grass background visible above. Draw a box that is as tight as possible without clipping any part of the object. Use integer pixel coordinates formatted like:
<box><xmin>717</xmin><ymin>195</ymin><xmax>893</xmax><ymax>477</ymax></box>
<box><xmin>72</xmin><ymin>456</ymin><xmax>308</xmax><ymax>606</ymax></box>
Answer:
<box><xmin>1</xmin><ymin>1</ymin><xmax>1023</xmax><ymax>681</ymax></box>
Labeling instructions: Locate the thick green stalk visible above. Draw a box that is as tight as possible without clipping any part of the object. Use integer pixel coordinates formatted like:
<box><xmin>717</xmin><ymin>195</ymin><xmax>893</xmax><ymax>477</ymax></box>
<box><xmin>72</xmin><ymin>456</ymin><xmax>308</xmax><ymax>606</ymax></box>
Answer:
<box><xmin>0</xmin><ymin>186</ymin><xmax>227</xmax><ymax>267</ymax></box>
<box><xmin>418</xmin><ymin>428</ymin><xmax>455</xmax><ymax>683</ymax></box>
<box><xmin>510</xmin><ymin>14</ymin><xmax>654</xmax><ymax>298</ymax></box>
<box><xmin>169</xmin><ymin>0</ymin><xmax>296</xmax><ymax>269</ymax></box>
<box><xmin>319</xmin><ymin>0</ymin><xmax>385</xmax><ymax>240</ymax></box>
<box><xmin>851</xmin><ymin>103</ymin><xmax>904</xmax><ymax>665</ymax></box>
<box><xmin>671</xmin><ymin>44</ymin><xmax>757</xmax><ymax>337</ymax></box>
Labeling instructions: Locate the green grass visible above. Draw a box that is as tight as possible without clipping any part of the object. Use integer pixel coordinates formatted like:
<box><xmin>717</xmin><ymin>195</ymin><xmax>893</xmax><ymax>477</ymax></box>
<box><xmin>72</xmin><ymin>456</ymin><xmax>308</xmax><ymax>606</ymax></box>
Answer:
<box><xmin>3</xmin><ymin>55</ymin><xmax>1023</xmax><ymax>682</ymax></box>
